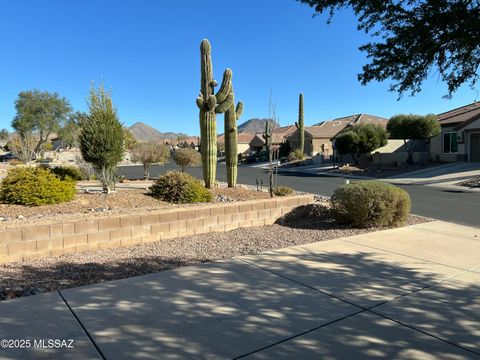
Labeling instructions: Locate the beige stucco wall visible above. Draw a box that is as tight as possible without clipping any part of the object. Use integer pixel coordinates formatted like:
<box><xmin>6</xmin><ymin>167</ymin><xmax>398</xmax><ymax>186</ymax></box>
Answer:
<box><xmin>311</xmin><ymin>138</ymin><xmax>333</xmax><ymax>156</ymax></box>
<box><xmin>237</xmin><ymin>143</ymin><xmax>250</xmax><ymax>154</ymax></box>
<box><xmin>431</xmin><ymin>125</ymin><xmax>469</xmax><ymax>162</ymax></box>
<box><xmin>289</xmin><ymin>133</ymin><xmax>332</xmax><ymax>157</ymax></box>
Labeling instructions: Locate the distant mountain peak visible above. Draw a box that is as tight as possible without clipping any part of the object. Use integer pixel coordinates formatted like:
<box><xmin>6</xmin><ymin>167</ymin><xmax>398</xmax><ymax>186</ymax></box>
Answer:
<box><xmin>129</xmin><ymin>122</ymin><xmax>188</xmax><ymax>142</ymax></box>
<box><xmin>237</xmin><ymin>118</ymin><xmax>279</xmax><ymax>134</ymax></box>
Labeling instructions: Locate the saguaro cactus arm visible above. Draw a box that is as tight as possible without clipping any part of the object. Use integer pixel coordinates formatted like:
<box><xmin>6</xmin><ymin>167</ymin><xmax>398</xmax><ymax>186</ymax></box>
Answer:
<box><xmin>236</xmin><ymin>101</ymin><xmax>244</xmax><ymax>120</ymax></box>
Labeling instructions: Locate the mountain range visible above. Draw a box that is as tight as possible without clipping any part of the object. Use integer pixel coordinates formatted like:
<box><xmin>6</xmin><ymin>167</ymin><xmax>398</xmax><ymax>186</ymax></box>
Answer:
<box><xmin>129</xmin><ymin>118</ymin><xmax>278</xmax><ymax>142</ymax></box>
<box><xmin>237</xmin><ymin>118</ymin><xmax>278</xmax><ymax>134</ymax></box>
<box><xmin>129</xmin><ymin>122</ymin><xmax>188</xmax><ymax>142</ymax></box>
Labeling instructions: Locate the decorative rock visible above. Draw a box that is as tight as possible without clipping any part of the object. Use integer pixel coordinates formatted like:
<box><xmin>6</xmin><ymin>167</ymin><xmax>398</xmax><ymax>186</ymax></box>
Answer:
<box><xmin>17</xmin><ymin>215</ymin><xmax>25</xmax><ymax>220</ymax></box>
<box><xmin>0</xmin><ymin>286</ymin><xmax>43</xmax><ymax>302</ymax></box>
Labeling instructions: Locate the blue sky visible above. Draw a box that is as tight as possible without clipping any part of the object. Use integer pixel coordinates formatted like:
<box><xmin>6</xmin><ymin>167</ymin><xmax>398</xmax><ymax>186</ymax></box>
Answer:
<box><xmin>0</xmin><ymin>0</ymin><xmax>478</xmax><ymax>135</ymax></box>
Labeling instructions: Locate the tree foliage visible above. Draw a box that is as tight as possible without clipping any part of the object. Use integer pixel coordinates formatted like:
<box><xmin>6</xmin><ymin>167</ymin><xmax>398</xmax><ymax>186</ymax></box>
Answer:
<box><xmin>298</xmin><ymin>0</ymin><xmax>480</xmax><ymax>97</ymax></box>
<box><xmin>123</xmin><ymin>128</ymin><xmax>137</xmax><ymax>150</ymax></box>
<box><xmin>11</xmin><ymin>90</ymin><xmax>71</xmax><ymax>160</ymax></box>
<box><xmin>58</xmin><ymin>111</ymin><xmax>87</xmax><ymax>148</ymax></box>
<box><xmin>79</xmin><ymin>84</ymin><xmax>125</xmax><ymax>193</ymax></box>
<box><xmin>173</xmin><ymin>148</ymin><xmax>201</xmax><ymax>172</ymax></box>
<box><xmin>0</xmin><ymin>129</ymin><xmax>9</xmax><ymax>142</ymax></box>
<box><xmin>131</xmin><ymin>142</ymin><xmax>170</xmax><ymax>179</ymax></box>
<box><xmin>335</xmin><ymin>123</ymin><xmax>388</xmax><ymax>161</ymax></box>
<box><xmin>387</xmin><ymin>114</ymin><xmax>441</xmax><ymax>163</ymax></box>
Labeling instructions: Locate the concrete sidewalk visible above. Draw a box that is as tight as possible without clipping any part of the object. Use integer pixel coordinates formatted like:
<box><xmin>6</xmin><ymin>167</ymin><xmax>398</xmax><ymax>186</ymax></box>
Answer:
<box><xmin>0</xmin><ymin>221</ymin><xmax>479</xmax><ymax>359</ymax></box>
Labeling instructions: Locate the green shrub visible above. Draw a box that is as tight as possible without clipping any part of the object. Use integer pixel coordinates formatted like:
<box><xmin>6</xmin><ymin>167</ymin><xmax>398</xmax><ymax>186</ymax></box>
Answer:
<box><xmin>50</xmin><ymin>166</ymin><xmax>84</xmax><ymax>181</ymax></box>
<box><xmin>274</xmin><ymin>185</ymin><xmax>294</xmax><ymax>196</ymax></box>
<box><xmin>1</xmin><ymin>167</ymin><xmax>76</xmax><ymax>206</ymax></box>
<box><xmin>330</xmin><ymin>181</ymin><xmax>410</xmax><ymax>228</ymax></box>
<box><xmin>149</xmin><ymin>171</ymin><xmax>212</xmax><ymax>204</ymax></box>
<box><xmin>288</xmin><ymin>149</ymin><xmax>304</xmax><ymax>162</ymax></box>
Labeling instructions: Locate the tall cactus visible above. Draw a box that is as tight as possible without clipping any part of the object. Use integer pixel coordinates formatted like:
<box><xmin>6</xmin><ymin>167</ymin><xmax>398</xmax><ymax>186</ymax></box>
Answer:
<box><xmin>195</xmin><ymin>39</ymin><xmax>233</xmax><ymax>188</ymax></box>
<box><xmin>263</xmin><ymin>120</ymin><xmax>272</xmax><ymax>153</ymax></box>
<box><xmin>224</xmin><ymin>85</ymin><xmax>243</xmax><ymax>188</ymax></box>
<box><xmin>295</xmin><ymin>93</ymin><xmax>304</xmax><ymax>154</ymax></box>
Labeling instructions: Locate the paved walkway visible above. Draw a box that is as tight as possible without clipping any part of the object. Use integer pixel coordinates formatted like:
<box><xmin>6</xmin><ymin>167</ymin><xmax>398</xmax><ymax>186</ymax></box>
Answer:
<box><xmin>0</xmin><ymin>221</ymin><xmax>479</xmax><ymax>359</ymax></box>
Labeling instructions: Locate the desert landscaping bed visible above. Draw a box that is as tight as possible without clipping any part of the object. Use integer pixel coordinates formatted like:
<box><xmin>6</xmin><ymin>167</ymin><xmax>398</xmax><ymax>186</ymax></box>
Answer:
<box><xmin>456</xmin><ymin>176</ymin><xmax>480</xmax><ymax>188</ymax></box>
<box><xmin>328</xmin><ymin>163</ymin><xmax>439</xmax><ymax>178</ymax></box>
<box><xmin>0</xmin><ymin>186</ymin><xmax>271</xmax><ymax>226</ymax></box>
<box><xmin>0</xmin><ymin>211</ymin><xmax>430</xmax><ymax>301</ymax></box>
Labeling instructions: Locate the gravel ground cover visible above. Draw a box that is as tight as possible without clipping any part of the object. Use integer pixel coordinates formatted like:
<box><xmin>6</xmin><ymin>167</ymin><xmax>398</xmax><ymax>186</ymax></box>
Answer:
<box><xmin>0</xmin><ymin>187</ymin><xmax>271</xmax><ymax>226</ymax></box>
<box><xmin>0</xmin><ymin>206</ymin><xmax>430</xmax><ymax>301</ymax></box>
<box><xmin>456</xmin><ymin>176</ymin><xmax>480</xmax><ymax>188</ymax></box>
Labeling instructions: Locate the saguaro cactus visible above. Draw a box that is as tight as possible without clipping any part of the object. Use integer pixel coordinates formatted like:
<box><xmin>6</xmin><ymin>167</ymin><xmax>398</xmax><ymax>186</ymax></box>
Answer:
<box><xmin>263</xmin><ymin>120</ymin><xmax>272</xmax><ymax>153</ymax></box>
<box><xmin>295</xmin><ymin>93</ymin><xmax>304</xmax><ymax>154</ymax></box>
<box><xmin>196</xmin><ymin>39</ymin><xmax>233</xmax><ymax>188</ymax></box>
<box><xmin>224</xmin><ymin>86</ymin><xmax>243</xmax><ymax>188</ymax></box>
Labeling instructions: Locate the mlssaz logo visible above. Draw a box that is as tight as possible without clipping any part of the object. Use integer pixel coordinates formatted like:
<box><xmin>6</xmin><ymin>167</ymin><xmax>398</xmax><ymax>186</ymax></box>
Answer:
<box><xmin>33</xmin><ymin>339</ymin><xmax>74</xmax><ymax>349</ymax></box>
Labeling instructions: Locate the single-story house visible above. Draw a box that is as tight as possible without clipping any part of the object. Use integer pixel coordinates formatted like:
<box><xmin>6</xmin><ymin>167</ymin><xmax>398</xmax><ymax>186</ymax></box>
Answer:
<box><xmin>288</xmin><ymin>114</ymin><xmax>388</xmax><ymax>157</ymax></box>
<box><xmin>249</xmin><ymin>134</ymin><xmax>265</xmax><ymax>152</ymax></box>
<box><xmin>430</xmin><ymin>102</ymin><xmax>480</xmax><ymax>162</ymax></box>
<box><xmin>217</xmin><ymin>132</ymin><xmax>254</xmax><ymax>154</ymax></box>
<box><xmin>248</xmin><ymin>125</ymin><xmax>296</xmax><ymax>153</ymax></box>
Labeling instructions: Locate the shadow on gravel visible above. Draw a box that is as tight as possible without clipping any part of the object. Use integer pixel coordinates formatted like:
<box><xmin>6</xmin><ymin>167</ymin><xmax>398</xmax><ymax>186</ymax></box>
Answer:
<box><xmin>0</xmin><ymin>257</ymin><xmax>207</xmax><ymax>294</ymax></box>
<box><xmin>276</xmin><ymin>204</ymin><xmax>348</xmax><ymax>231</ymax></box>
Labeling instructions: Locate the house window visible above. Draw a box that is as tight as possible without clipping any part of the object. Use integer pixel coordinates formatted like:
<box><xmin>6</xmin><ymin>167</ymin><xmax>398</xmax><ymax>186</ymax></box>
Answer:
<box><xmin>443</xmin><ymin>132</ymin><xmax>458</xmax><ymax>153</ymax></box>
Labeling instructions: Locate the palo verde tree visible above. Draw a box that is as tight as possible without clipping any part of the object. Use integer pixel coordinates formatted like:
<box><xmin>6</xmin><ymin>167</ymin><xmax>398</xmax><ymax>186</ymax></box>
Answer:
<box><xmin>58</xmin><ymin>111</ymin><xmax>88</xmax><ymax>149</ymax></box>
<box><xmin>387</xmin><ymin>114</ymin><xmax>440</xmax><ymax>164</ymax></box>
<box><xmin>297</xmin><ymin>0</ymin><xmax>480</xmax><ymax>97</ymax></box>
<box><xmin>173</xmin><ymin>147</ymin><xmax>201</xmax><ymax>172</ymax></box>
<box><xmin>12</xmin><ymin>90</ymin><xmax>71</xmax><ymax>161</ymax></box>
<box><xmin>335</xmin><ymin>123</ymin><xmax>388</xmax><ymax>162</ymax></box>
<box><xmin>131</xmin><ymin>142</ymin><xmax>170</xmax><ymax>179</ymax></box>
<box><xmin>79</xmin><ymin>84</ymin><xmax>125</xmax><ymax>193</ymax></box>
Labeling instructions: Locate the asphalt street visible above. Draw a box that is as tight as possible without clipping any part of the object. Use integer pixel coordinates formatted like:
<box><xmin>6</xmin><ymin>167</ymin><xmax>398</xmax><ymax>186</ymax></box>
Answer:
<box><xmin>118</xmin><ymin>163</ymin><xmax>480</xmax><ymax>227</ymax></box>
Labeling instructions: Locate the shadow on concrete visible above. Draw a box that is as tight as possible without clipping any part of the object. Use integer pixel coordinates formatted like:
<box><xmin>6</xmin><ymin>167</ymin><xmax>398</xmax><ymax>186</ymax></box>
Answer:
<box><xmin>35</xmin><ymin>251</ymin><xmax>479</xmax><ymax>358</ymax></box>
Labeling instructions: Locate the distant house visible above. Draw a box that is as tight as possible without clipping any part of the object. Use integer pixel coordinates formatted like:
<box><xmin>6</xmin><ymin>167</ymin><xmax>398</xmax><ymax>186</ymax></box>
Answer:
<box><xmin>217</xmin><ymin>133</ymin><xmax>254</xmax><ymax>154</ymax></box>
<box><xmin>288</xmin><ymin>114</ymin><xmax>388</xmax><ymax>157</ymax></box>
<box><xmin>249</xmin><ymin>134</ymin><xmax>265</xmax><ymax>152</ymax></box>
<box><xmin>430</xmin><ymin>102</ymin><xmax>480</xmax><ymax>162</ymax></box>
<box><xmin>248</xmin><ymin>125</ymin><xmax>296</xmax><ymax>153</ymax></box>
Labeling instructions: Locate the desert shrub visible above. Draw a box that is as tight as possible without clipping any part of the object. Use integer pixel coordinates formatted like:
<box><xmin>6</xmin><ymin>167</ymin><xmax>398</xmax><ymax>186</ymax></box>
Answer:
<box><xmin>149</xmin><ymin>171</ymin><xmax>212</xmax><ymax>204</ymax></box>
<box><xmin>173</xmin><ymin>148</ymin><xmax>201</xmax><ymax>172</ymax></box>
<box><xmin>274</xmin><ymin>185</ymin><xmax>294</xmax><ymax>196</ymax></box>
<box><xmin>288</xmin><ymin>149</ymin><xmax>304</xmax><ymax>162</ymax></box>
<box><xmin>50</xmin><ymin>166</ymin><xmax>84</xmax><ymax>181</ymax></box>
<box><xmin>0</xmin><ymin>167</ymin><xmax>76</xmax><ymax>206</ymax></box>
<box><xmin>131</xmin><ymin>142</ymin><xmax>170</xmax><ymax>179</ymax></box>
<box><xmin>330</xmin><ymin>181</ymin><xmax>410</xmax><ymax>228</ymax></box>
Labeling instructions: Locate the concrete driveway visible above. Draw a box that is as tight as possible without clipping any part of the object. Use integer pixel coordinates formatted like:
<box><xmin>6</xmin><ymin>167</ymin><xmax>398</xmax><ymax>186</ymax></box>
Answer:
<box><xmin>0</xmin><ymin>220</ymin><xmax>479</xmax><ymax>359</ymax></box>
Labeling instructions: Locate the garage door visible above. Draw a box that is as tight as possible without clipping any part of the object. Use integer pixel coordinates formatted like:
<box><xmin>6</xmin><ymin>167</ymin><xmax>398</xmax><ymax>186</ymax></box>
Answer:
<box><xmin>471</xmin><ymin>133</ymin><xmax>480</xmax><ymax>162</ymax></box>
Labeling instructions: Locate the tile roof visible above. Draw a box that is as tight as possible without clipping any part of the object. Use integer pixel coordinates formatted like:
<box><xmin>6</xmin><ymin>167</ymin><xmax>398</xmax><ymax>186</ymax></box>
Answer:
<box><xmin>305</xmin><ymin>114</ymin><xmax>388</xmax><ymax>138</ymax></box>
<box><xmin>217</xmin><ymin>132</ymin><xmax>255</xmax><ymax>144</ymax></box>
<box><xmin>437</xmin><ymin>102</ymin><xmax>480</xmax><ymax>126</ymax></box>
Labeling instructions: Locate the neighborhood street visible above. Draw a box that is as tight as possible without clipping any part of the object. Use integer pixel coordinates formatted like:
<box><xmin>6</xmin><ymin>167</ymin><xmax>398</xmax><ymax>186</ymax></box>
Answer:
<box><xmin>118</xmin><ymin>163</ymin><xmax>480</xmax><ymax>228</ymax></box>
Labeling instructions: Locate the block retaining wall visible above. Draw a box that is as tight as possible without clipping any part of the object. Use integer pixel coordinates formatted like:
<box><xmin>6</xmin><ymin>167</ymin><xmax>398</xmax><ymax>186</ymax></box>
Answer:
<box><xmin>0</xmin><ymin>195</ymin><xmax>314</xmax><ymax>264</ymax></box>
